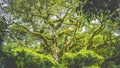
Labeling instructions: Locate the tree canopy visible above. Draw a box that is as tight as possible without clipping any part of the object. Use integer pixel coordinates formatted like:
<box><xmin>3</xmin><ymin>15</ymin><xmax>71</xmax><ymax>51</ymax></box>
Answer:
<box><xmin>0</xmin><ymin>0</ymin><xmax>120</xmax><ymax>68</ymax></box>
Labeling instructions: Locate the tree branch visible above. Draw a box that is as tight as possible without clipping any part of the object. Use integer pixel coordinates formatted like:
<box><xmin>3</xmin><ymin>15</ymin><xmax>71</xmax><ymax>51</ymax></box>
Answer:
<box><xmin>101</xmin><ymin>55</ymin><xmax>120</xmax><ymax>68</ymax></box>
<box><xmin>86</xmin><ymin>22</ymin><xmax>105</xmax><ymax>50</ymax></box>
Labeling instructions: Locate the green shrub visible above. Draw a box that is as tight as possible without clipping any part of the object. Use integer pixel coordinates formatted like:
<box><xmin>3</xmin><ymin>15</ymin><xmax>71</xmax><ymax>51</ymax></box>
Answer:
<box><xmin>61</xmin><ymin>50</ymin><xmax>104</xmax><ymax>68</ymax></box>
<box><xmin>8</xmin><ymin>47</ymin><xmax>59</xmax><ymax>68</ymax></box>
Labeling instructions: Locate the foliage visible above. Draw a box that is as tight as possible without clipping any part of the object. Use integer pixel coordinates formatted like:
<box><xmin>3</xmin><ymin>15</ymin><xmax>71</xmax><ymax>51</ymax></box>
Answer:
<box><xmin>3</xmin><ymin>46</ymin><xmax>59</xmax><ymax>68</ymax></box>
<box><xmin>106</xmin><ymin>61</ymin><xmax>117</xmax><ymax>68</ymax></box>
<box><xmin>62</xmin><ymin>50</ymin><xmax>104</xmax><ymax>68</ymax></box>
<box><xmin>81</xmin><ymin>0</ymin><xmax>120</xmax><ymax>21</ymax></box>
<box><xmin>0</xmin><ymin>0</ymin><xmax>120</xmax><ymax>68</ymax></box>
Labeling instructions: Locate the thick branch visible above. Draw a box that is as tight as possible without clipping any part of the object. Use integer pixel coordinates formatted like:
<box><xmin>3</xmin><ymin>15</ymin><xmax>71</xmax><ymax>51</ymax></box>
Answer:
<box><xmin>101</xmin><ymin>55</ymin><xmax>120</xmax><ymax>68</ymax></box>
<box><xmin>56</xmin><ymin>9</ymin><xmax>71</xmax><ymax>29</ymax></box>
<box><xmin>86</xmin><ymin>22</ymin><xmax>105</xmax><ymax>49</ymax></box>
<box><xmin>15</xmin><ymin>23</ymin><xmax>50</xmax><ymax>51</ymax></box>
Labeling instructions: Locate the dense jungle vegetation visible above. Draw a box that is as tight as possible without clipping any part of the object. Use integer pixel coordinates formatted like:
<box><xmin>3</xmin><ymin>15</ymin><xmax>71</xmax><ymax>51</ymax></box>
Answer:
<box><xmin>0</xmin><ymin>0</ymin><xmax>120</xmax><ymax>68</ymax></box>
